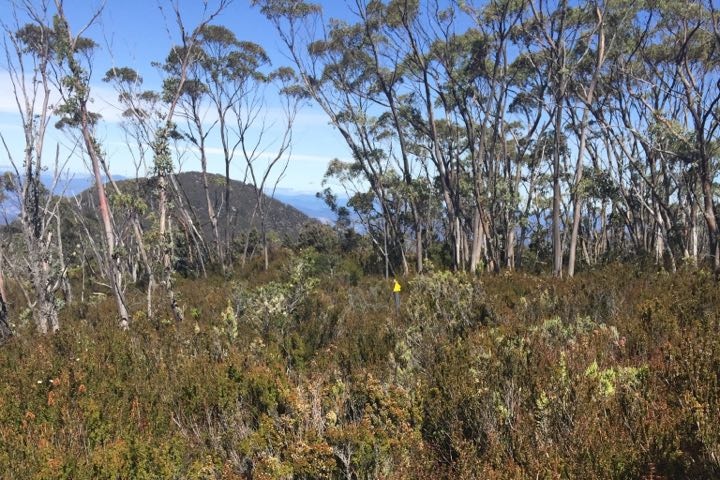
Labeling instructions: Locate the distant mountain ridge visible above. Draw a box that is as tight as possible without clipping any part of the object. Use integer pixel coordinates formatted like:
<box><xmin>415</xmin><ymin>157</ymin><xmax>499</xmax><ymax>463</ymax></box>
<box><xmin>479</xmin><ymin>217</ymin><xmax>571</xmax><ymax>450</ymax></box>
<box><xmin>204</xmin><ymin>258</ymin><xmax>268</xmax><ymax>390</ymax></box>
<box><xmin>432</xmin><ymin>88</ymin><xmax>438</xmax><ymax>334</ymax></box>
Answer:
<box><xmin>75</xmin><ymin>171</ymin><xmax>316</xmax><ymax>240</ymax></box>
<box><xmin>0</xmin><ymin>167</ymin><xmax>336</xmax><ymax>224</ymax></box>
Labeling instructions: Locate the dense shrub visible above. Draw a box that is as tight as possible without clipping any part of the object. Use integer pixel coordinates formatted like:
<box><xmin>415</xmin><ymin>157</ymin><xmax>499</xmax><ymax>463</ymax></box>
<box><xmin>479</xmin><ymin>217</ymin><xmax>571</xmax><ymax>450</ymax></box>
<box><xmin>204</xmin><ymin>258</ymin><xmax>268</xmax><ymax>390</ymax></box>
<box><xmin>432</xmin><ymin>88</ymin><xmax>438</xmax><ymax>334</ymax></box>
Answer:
<box><xmin>2</xmin><ymin>261</ymin><xmax>720</xmax><ymax>478</ymax></box>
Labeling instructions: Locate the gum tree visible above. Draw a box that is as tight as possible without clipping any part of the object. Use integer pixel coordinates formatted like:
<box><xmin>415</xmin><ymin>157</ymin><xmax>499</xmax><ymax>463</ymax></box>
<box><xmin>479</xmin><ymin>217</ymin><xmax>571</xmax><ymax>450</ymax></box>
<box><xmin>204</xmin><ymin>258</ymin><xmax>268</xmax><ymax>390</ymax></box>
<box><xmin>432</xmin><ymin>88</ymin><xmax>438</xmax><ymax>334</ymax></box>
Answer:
<box><xmin>0</xmin><ymin>1</ymin><xmax>67</xmax><ymax>333</ymax></box>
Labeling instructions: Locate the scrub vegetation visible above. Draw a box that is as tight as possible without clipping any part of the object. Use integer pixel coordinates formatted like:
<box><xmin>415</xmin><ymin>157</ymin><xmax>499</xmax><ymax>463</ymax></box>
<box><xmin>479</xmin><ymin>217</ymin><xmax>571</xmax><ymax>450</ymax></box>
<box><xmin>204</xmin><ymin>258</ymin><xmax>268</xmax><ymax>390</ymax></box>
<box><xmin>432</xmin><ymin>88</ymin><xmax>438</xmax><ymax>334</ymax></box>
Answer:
<box><xmin>2</xmin><ymin>0</ymin><xmax>720</xmax><ymax>478</ymax></box>
<box><xmin>2</xmin><ymin>248</ymin><xmax>720</xmax><ymax>478</ymax></box>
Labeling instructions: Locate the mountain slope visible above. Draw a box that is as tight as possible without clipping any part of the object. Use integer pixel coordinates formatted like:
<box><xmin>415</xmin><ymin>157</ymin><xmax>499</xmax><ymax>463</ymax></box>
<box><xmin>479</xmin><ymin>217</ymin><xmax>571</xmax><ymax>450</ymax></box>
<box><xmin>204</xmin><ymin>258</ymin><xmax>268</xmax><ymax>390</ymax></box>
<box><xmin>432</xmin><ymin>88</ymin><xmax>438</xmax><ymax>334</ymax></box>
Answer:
<box><xmin>77</xmin><ymin>171</ymin><xmax>314</xmax><ymax>240</ymax></box>
<box><xmin>171</xmin><ymin>171</ymin><xmax>313</xmax><ymax>238</ymax></box>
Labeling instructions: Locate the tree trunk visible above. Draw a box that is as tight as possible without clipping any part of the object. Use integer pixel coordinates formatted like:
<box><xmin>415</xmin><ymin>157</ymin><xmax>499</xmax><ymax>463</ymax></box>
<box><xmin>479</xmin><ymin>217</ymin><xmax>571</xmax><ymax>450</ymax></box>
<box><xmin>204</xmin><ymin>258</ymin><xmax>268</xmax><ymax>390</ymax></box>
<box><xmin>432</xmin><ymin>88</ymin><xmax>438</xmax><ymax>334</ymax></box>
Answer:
<box><xmin>470</xmin><ymin>209</ymin><xmax>483</xmax><ymax>273</ymax></box>
<box><xmin>201</xmin><ymin>166</ymin><xmax>223</xmax><ymax>271</ymax></box>
<box><xmin>82</xmin><ymin>127</ymin><xmax>129</xmax><ymax>329</ymax></box>
<box><xmin>568</xmin><ymin>5</ymin><xmax>604</xmax><ymax>277</ymax></box>
<box><xmin>701</xmin><ymin>171</ymin><xmax>720</xmax><ymax>272</ymax></box>
<box><xmin>56</xmin><ymin>212</ymin><xmax>72</xmax><ymax>303</ymax></box>
<box><xmin>552</xmin><ymin>102</ymin><xmax>563</xmax><ymax>277</ymax></box>
<box><xmin>0</xmin><ymin>267</ymin><xmax>11</xmax><ymax>340</ymax></box>
<box><xmin>158</xmin><ymin>173</ymin><xmax>185</xmax><ymax>322</ymax></box>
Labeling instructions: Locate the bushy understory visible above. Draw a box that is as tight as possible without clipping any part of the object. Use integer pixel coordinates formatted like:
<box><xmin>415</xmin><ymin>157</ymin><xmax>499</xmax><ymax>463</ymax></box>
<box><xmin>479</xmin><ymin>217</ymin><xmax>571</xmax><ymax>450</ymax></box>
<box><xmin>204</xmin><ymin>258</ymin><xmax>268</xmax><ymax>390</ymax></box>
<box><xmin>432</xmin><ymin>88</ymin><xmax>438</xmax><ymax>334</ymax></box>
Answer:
<box><xmin>1</xmin><ymin>255</ymin><xmax>719</xmax><ymax>479</ymax></box>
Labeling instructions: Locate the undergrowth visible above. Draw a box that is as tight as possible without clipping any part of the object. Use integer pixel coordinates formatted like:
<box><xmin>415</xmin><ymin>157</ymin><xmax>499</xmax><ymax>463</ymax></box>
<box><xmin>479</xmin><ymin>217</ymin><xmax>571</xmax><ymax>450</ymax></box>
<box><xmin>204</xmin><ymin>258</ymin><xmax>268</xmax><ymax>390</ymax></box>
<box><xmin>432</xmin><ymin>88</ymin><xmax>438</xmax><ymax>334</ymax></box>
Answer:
<box><xmin>1</xmin><ymin>256</ymin><xmax>719</xmax><ymax>479</ymax></box>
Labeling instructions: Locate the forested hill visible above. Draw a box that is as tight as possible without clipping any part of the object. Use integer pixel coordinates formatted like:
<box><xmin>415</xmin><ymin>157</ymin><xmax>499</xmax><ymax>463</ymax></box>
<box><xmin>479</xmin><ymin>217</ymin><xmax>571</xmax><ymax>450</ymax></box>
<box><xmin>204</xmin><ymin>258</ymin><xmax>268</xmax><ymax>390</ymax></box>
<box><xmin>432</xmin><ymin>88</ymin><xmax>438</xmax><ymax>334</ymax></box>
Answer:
<box><xmin>77</xmin><ymin>171</ymin><xmax>314</xmax><ymax>240</ymax></box>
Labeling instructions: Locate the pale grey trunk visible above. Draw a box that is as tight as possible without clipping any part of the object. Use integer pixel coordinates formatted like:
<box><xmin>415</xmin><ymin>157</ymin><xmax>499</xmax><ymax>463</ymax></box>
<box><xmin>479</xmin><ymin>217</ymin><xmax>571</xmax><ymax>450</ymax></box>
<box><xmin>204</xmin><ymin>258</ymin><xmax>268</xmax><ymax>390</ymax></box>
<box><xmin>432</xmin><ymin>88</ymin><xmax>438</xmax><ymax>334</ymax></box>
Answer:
<box><xmin>470</xmin><ymin>209</ymin><xmax>483</xmax><ymax>273</ymax></box>
<box><xmin>505</xmin><ymin>227</ymin><xmax>515</xmax><ymax>270</ymax></box>
<box><xmin>655</xmin><ymin>210</ymin><xmax>664</xmax><ymax>265</ymax></box>
<box><xmin>568</xmin><ymin>6</ymin><xmax>604</xmax><ymax>278</ymax></box>
<box><xmin>56</xmin><ymin>212</ymin><xmax>72</xmax><ymax>303</ymax></box>
<box><xmin>201</xmin><ymin>168</ymin><xmax>223</xmax><ymax>271</ymax></box>
<box><xmin>552</xmin><ymin>101</ymin><xmax>563</xmax><ymax>278</ymax></box>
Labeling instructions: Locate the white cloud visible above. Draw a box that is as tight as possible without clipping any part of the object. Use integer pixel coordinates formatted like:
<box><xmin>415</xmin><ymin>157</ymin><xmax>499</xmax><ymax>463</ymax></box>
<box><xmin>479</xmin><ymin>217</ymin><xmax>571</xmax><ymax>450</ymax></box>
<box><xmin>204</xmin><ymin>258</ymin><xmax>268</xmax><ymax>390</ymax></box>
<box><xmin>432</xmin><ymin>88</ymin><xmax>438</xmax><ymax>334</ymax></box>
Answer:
<box><xmin>0</xmin><ymin>71</ymin><xmax>37</xmax><ymax>114</ymax></box>
<box><xmin>0</xmin><ymin>71</ymin><xmax>124</xmax><ymax>122</ymax></box>
<box><xmin>0</xmin><ymin>71</ymin><xmax>350</xmax><ymax>192</ymax></box>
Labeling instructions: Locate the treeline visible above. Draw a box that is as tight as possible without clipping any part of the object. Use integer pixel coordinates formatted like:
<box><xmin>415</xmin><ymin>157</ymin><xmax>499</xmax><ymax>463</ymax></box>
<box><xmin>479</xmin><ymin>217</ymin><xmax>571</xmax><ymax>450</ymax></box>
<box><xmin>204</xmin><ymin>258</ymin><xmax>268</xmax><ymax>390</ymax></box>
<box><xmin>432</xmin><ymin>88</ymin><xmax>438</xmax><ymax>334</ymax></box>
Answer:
<box><xmin>256</xmin><ymin>0</ymin><xmax>720</xmax><ymax>277</ymax></box>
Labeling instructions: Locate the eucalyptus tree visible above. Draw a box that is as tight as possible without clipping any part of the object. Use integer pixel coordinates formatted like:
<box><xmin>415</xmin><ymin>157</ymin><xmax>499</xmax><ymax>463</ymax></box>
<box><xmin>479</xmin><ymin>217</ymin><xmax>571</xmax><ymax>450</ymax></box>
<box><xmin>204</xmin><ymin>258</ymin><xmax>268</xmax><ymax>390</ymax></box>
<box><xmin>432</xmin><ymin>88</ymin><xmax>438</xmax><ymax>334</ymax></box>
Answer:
<box><xmin>564</xmin><ymin>1</ymin><xmax>607</xmax><ymax>277</ymax></box>
<box><xmin>234</xmin><ymin>65</ymin><xmax>300</xmax><ymax>270</ymax></box>
<box><xmin>151</xmin><ymin>62</ymin><xmax>212</xmax><ymax>281</ymax></box>
<box><xmin>151</xmin><ymin>0</ymin><xmax>233</xmax><ymax>320</ymax></box>
<box><xmin>518</xmin><ymin>1</ymin><xmax>563</xmax><ymax>276</ymax></box>
<box><xmin>388</xmin><ymin>1</ymin><xmax>466</xmax><ymax>271</ymax></box>
<box><xmin>452</xmin><ymin>0</ymin><xmax>552</xmax><ymax>271</ymax></box>
<box><xmin>662</xmin><ymin>1</ymin><xmax>720</xmax><ymax>272</ymax></box>
<box><xmin>102</xmin><ymin>66</ymin><xmax>163</xmax><ymax>318</ymax></box>
<box><xmin>580</xmin><ymin>10</ymin><xmax>653</xmax><ymax>260</ymax></box>
<box><xmin>194</xmin><ymin>25</ymin><xmax>299</xmax><ymax>270</ymax></box>
<box><xmin>592</xmin><ymin>0</ymin><xmax>718</xmax><ymax>270</ymax></box>
<box><xmin>94</xmin><ymin>1</ymin><xmax>232</xmax><ymax>322</ymax></box>
<box><xmin>352</xmin><ymin>0</ymin><xmax>428</xmax><ymax>273</ymax></box>
<box><xmin>608</xmin><ymin>8</ymin><xmax>684</xmax><ymax>268</ymax></box>
<box><xmin>165</xmin><ymin>23</ymin><xmax>300</xmax><ymax>272</ymax></box>
<box><xmin>194</xmin><ymin>26</ymin><xmax>277</xmax><ymax>265</ymax></box>
<box><xmin>254</xmin><ymin>0</ymin><xmax>422</xmax><ymax>274</ymax></box>
<box><xmin>0</xmin><ymin>2</ymin><xmax>71</xmax><ymax>333</ymax></box>
<box><xmin>49</xmin><ymin>1</ymin><xmax>132</xmax><ymax>327</ymax></box>
<box><xmin>254</xmin><ymin>0</ymin><xmax>720</xmax><ymax>274</ymax></box>
<box><xmin>165</xmin><ymin>26</ymin><xmax>227</xmax><ymax>268</ymax></box>
<box><xmin>165</xmin><ymin>71</ymin><xmax>218</xmax><ymax>261</ymax></box>
<box><xmin>321</xmin><ymin>156</ymin><xmax>412</xmax><ymax>276</ymax></box>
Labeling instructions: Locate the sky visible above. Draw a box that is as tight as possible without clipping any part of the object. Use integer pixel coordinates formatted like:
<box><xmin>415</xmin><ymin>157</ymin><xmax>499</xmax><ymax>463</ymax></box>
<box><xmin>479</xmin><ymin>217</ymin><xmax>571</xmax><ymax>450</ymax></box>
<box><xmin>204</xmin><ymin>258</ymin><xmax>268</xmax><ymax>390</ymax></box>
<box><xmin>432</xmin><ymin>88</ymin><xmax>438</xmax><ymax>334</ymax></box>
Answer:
<box><xmin>0</xmin><ymin>0</ymin><xmax>353</xmax><ymax>194</ymax></box>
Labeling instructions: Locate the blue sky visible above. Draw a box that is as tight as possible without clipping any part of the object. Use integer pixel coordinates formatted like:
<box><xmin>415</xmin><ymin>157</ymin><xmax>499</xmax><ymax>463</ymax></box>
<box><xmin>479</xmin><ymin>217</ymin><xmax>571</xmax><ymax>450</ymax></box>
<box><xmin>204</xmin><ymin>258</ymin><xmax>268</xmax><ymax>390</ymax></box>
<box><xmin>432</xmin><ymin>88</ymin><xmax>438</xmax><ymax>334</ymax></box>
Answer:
<box><xmin>0</xmin><ymin>0</ymin><xmax>352</xmax><ymax>194</ymax></box>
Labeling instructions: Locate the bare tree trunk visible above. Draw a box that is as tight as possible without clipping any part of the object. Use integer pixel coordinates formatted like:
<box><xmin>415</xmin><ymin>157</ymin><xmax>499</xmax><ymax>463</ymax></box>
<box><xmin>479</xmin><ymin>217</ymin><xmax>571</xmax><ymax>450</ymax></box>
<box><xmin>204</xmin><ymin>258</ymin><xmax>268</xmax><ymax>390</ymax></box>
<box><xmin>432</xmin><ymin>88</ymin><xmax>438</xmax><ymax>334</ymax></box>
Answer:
<box><xmin>506</xmin><ymin>226</ymin><xmax>515</xmax><ymax>270</ymax></box>
<box><xmin>56</xmin><ymin>212</ymin><xmax>72</xmax><ymax>303</ymax></box>
<box><xmin>186</xmin><ymin>106</ymin><xmax>225</xmax><ymax>272</ymax></box>
<box><xmin>655</xmin><ymin>210</ymin><xmax>664</xmax><ymax>265</ymax></box>
<box><xmin>701</xmin><ymin>172</ymin><xmax>720</xmax><ymax>273</ymax></box>
<box><xmin>169</xmin><ymin>173</ymin><xmax>209</xmax><ymax>277</ymax></box>
<box><xmin>81</xmin><ymin>127</ymin><xmax>130</xmax><ymax>329</ymax></box>
<box><xmin>568</xmin><ymin>5</ymin><xmax>605</xmax><ymax>277</ymax></box>
<box><xmin>691</xmin><ymin>200</ymin><xmax>698</xmax><ymax>265</ymax></box>
<box><xmin>0</xmin><ymin>264</ymin><xmax>11</xmax><ymax>340</ymax></box>
<box><xmin>261</xmin><ymin>214</ymin><xmax>269</xmax><ymax>271</ymax></box>
<box><xmin>201</xmin><ymin>167</ymin><xmax>223</xmax><ymax>271</ymax></box>
<box><xmin>470</xmin><ymin>209</ymin><xmax>483</xmax><ymax>273</ymax></box>
<box><xmin>97</xmin><ymin>152</ymin><xmax>155</xmax><ymax>318</ymax></box>
<box><xmin>552</xmin><ymin>102</ymin><xmax>564</xmax><ymax>278</ymax></box>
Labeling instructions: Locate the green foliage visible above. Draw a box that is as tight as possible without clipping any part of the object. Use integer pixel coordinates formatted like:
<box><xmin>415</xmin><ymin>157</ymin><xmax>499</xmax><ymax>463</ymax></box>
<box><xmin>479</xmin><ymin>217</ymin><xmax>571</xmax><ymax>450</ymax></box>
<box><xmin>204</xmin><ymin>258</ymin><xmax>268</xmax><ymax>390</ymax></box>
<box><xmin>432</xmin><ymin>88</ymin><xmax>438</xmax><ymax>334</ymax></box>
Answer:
<box><xmin>151</xmin><ymin>125</ymin><xmax>175</xmax><ymax>176</ymax></box>
<box><xmin>406</xmin><ymin>271</ymin><xmax>491</xmax><ymax>332</ymax></box>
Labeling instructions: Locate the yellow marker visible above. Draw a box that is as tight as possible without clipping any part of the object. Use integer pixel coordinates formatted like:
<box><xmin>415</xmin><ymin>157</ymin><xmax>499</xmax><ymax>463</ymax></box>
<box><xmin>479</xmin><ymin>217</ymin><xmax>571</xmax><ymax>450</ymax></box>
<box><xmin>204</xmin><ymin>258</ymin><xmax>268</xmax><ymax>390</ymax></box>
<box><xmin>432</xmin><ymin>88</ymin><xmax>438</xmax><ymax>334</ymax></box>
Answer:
<box><xmin>393</xmin><ymin>279</ymin><xmax>402</xmax><ymax>313</ymax></box>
